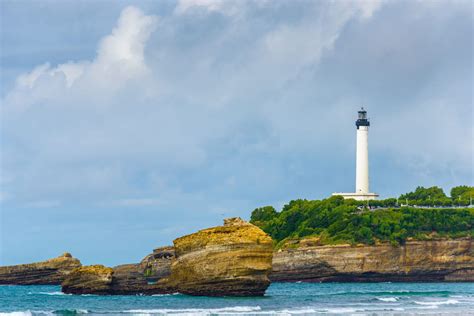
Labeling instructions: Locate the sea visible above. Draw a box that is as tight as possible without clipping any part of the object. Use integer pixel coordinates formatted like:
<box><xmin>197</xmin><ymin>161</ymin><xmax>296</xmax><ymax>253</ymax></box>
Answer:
<box><xmin>0</xmin><ymin>282</ymin><xmax>473</xmax><ymax>315</ymax></box>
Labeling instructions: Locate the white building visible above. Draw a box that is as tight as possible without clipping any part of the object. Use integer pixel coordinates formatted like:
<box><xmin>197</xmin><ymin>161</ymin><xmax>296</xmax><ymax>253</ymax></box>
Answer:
<box><xmin>333</xmin><ymin>108</ymin><xmax>379</xmax><ymax>201</ymax></box>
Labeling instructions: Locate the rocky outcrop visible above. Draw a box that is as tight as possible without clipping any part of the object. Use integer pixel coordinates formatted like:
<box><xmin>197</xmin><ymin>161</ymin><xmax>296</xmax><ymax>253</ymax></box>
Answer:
<box><xmin>61</xmin><ymin>264</ymin><xmax>175</xmax><ymax>295</ymax></box>
<box><xmin>140</xmin><ymin>246</ymin><xmax>175</xmax><ymax>282</ymax></box>
<box><xmin>165</xmin><ymin>217</ymin><xmax>273</xmax><ymax>296</ymax></box>
<box><xmin>62</xmin><ymin>218</ymin><xmax>273</xmax><ymax>296</ymax></box>
<box><xmin>0</xmin><ymin>253</ymin><xmax>81</xmax><ymax>285</ymax></box>
<box><xmin>62</xmin><ymin>265</ymin><xmax>114</xmax><ymax>295</ymax></box>
<box><xmin>271</xmin><ymin>238</ymin><xmax>473</xmax><ymax>282</ymax></box>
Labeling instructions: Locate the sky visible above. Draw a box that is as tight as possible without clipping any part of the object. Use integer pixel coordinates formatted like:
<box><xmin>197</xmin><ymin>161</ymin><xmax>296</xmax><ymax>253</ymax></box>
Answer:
<box><xmin>0</xmin><ymin>0</ymin><xmax>472</xmax><ymax>266</ymax></box>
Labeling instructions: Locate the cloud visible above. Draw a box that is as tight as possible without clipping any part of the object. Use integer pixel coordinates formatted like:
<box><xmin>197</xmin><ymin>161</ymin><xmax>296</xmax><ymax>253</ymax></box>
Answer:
<box><xmin>1</xmin><ymin>1</ymin><xmax>472</xmax><ymax>265</ymax></box>
<box><xmin>174</xmin><ymin>0</ymin><xmax>256</xmax><ymax>16</ymax></box>
<box><xmin>1</xmin><ymin>2</ymin><xmax>386</xmax><ymax>205</ymax></box>
<box><xmin>3</xmin><ymin>6</ymin><xmax>157</xmax><ymax>113</ymax></box>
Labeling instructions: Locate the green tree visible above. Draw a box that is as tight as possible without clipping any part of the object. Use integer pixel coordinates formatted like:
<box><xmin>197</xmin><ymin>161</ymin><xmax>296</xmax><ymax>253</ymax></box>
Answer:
<box><xmin>399</xmin><ymin>186</ymin><xmax>447</xmax><ymax>205</ymax></box>
<box><xmin>451</xmin><ymin>186</ymin><xmax>474</xmax><ymax>201</ymax></box>
<box><xmin>250</xmin><ymin>206</ymin><xmax>277</xmax><ymax>223</ymax></box>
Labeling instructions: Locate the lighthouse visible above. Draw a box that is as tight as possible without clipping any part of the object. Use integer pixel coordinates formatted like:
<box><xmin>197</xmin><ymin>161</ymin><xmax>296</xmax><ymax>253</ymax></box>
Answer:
<box><xmin>333</xmin><ymin>108</ymin><xmax>378</xmax><ymax>201</ymax></box>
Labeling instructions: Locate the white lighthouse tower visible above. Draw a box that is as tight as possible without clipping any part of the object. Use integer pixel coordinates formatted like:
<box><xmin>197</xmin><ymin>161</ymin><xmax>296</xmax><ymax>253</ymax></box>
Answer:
<box><xmin>333</xmin><ymin>108</ymin><xmax>378</xmax><ymax>201</ymax></box>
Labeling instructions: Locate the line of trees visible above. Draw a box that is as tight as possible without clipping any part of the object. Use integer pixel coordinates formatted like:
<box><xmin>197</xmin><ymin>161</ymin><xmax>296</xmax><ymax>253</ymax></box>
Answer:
<box><xmin>343</xmin><ymin>186</ymin><xmax>473</xmax><ymax>208</ymax></box>
<box><xmin>250</xmin><ymin>186</ymin><xmax>474</xmax><ymax>247</ymax></box>
<box><xmin>396</xmin><ymin>185</ymin><xmax>474</xmax><ymax>207</ymax></box>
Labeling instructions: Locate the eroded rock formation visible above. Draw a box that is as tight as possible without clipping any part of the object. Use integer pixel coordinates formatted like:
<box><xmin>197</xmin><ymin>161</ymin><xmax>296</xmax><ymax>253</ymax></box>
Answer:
<box><xmin>0</xmin><ymin>253</ymin><xmax>81</xmax><ymax>285</ymax></box>
<box><xmin>140</xmin><ymin>246</ymin><xmax>175</xmax><ymax>282</ymax></box>
<box><xmin>165</xmin><ymin>217</ymin><xmax>274</xmax><ymax>296</ymax></box>
<box><xmin>61</xmin><ymin>263</ymin><xmax>175</xmax><ymax>295</ymax></box>
<box><xmin>271</xmin><ymin>238</ymin><xmax>473</xmax><ymax>282</ymax></box>
<box><xmin>61</xmin><ymin>218</ymin><xmax>273</xmax><ymax>296</ymax></box>
<box><xmin>62</xmin><ymin>265</ymin><xmax>114</xmax><ymax>295</ymax></box>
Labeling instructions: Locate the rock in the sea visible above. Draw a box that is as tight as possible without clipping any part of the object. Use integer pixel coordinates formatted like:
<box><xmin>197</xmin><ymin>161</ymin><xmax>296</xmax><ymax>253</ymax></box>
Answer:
<box><xmin>62</xmin><ymin>265</ymin><xmax>114</xmax><ymax>295</ymax></box>
<box><xmin>0</xmin><ymin>253</ymin><xmax>81</xmax><ymax>285</ymax></box>
<box><xmin>165</xmin><ymin>217</ymin><xmax>273</xmax><ymax>296</ymax></box>
<box><xmin>61</xmin><ymin>218</ymin><xmax>273</xmax><ymax>296</ymax></box>
<box><xmin>271</xmin><ymin>238</ymin><xmax>474</xmax><ymax>282</ymax></box>
<box><xmin>62</xmin><ymin>263</ymin><xmax>175</xmax><ymax>295</ymax></box>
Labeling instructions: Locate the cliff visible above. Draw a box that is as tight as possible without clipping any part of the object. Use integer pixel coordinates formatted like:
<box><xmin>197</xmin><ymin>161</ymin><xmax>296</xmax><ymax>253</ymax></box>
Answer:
<box><xmin>62</xmin><ymin>218</ymin><xmax>273</xmax><ymax>296</ymax></box>
<box><xmin>271</xmin><ymin>238</ymin><xmax>473</xmax><ymax>282</ymax></box>
<box><xmin>165</xmin><ymin>217</ymin><xmax>274</xmax><ymax>296</ymax></box>
<box><xmin>0</xmin><ymin>253</ymin><xmax>81</xmax><ymax>285</ymax></box>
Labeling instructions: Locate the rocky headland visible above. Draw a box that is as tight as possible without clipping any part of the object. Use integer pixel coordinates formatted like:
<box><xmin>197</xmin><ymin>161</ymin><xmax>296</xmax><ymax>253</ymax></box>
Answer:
<box><xmin>61</xmin><ymin>218</ymin><xmax>273</xmax><ymax>296</ymax></box>
<box><xmin>2</xmin><ymin>224</ymin><xmax>472</xmax><ymax>296</ymax></box>
<box><xmin>271</xmin><ymin>237</ymin><xmax>473</xmax><ymax>282</ymax></box>
<box><xmin>0</xmin><ymin>253</ymin><xmax>81</xmax><ymax>285</ymax></box>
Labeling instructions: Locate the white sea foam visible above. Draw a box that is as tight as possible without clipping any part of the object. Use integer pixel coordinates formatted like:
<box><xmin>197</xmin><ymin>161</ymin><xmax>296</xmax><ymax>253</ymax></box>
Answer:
<box><xmin>414</xmin><ymin>299</ymin><xmax>459</xmax><ymax>306</ymax></box>
<box><xmin>39</xmin><ymin>291</ymin><xmax>71</xmax><ymax>296</ymax></box>
<box><xmin>271</xmin><ymin>308</ymin><xmax>322</xmax><ymax>315</ymax></box>
<box><xmin>376</xmin><ymin>297</ymin><xmax>399</xmax><ymax>302</ymax></box>
<box><xmin>0</xmin><ymin>310</ymin><xmax>90</xmax><ymax>316</ymax></box>
<box><xmin>0</xmin><ymin>312</ymin><xmax>54</xmax><ymax>316</ymax></box>
<box><xmin>151</xmin><ymin>293</ymin><xmax>180</xmax><ymax>297</ymax></box>
<box><xmin>125</xmin><ymin>306</ymin><xmax>262</xmax><ymax>315</ymax></box>
<box><xmin>323</xmin><ymin>307</ymin><xmax>360</xmax><ymax>313</ymax></box>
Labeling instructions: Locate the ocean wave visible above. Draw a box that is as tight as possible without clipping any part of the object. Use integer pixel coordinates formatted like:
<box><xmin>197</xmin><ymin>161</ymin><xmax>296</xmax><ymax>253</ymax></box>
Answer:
<box><xmin>124</xmin><ymin>307</ymin><xmax>399</xmax><ymax>315</ymax></box>
<box><xmin>376</xmin><ymin>296</ymin><xmax>399</xmax><ymax>302</ymax></box>
<box><xmin>321</xmin><ymin>308</ymin><xmax>360</xmax><ymax>313</ymax></box>
<box><xmin>414</xmin><ymin>299</ymin><xmax>459</xmax><ymax>306</ymax></box>
<box><xmin>32</xmin><ymin>292</ymin><xmax>71</xmax><ymax>296</ymax></box>
<box><xmin>0</xmin><ymin>311</ymin><xmax>88</xmax><ymax>316</ymax></box>
<box><xmin>27</xmin><ymin>291</ymin><xmax>98</xmax><ymax>297</ymax></box>
<box><xmin>124</xmin><ymin>306</ymin><xmax>262</xmax><ymax>315</ymax></box>
<box><xmin>151</xmin><ymin>293</ymin><xmax>181</xmax><ymax>297</ymax></box>
<box><xmin>330</xmin><ymin>290</ymin><xmax>452</xmax><ymax>297</ymax></box>
<box><xmin>53</xmin><ymin>310</ymin><xmax>89</xmax><ymax>315</ymax></box>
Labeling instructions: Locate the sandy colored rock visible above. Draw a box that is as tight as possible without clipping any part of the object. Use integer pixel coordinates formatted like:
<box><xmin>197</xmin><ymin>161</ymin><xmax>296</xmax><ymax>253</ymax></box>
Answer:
<box><xmin>271</xmin><ymin>238</ymin><xmax>473</xmax><ymax>282</ymax></box>
<box><xmin>61</xmin><ymin>218</ymin><xmax>272</xmax><ymax>296</ymax></box>
<box><xmin>61</xmin><ymin>263</ymin><xmax>175</xmax><ymax>295</ymax></box>
<box><xmin>0</xmin><ymin>253</ymin><xmax>81</xmax><ymax>285</ymax></box>
<box><xmin>166</xmin><ymin>217</ymin><xmax>273</xmax><ymax>296</ymax></box>
<box><xmin>62</xmin><ymin>265</ymin><xmax>113</xmax><ymax>294</ymax></box>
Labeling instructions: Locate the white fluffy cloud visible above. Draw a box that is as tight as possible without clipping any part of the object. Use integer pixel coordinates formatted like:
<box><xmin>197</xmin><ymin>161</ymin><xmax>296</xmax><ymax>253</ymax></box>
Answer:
<box><xmin>3</xmin><ymin>6</ymin><xmax>157</xmax><ymax>113</ymax></box>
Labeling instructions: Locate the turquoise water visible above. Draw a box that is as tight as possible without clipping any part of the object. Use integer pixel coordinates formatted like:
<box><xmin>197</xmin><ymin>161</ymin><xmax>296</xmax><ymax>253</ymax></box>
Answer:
<box><xmin>1</xmin><ymin>283</ymin><xmax>473</xmax><ymax>315</ymax></box>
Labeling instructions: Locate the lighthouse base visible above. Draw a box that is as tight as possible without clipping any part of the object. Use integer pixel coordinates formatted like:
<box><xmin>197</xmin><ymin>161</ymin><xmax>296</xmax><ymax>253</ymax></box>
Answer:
<box><xmin>332</xmin><ymin>192</ymin><xmax>379</xmax><ymax>201</ymax></box>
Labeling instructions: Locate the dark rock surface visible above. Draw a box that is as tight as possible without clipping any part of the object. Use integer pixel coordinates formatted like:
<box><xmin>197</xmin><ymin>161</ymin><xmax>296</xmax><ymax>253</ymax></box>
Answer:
<box><xmin>140</xmin><ymin>246</ymin><xmax>175</xmax><ymax>282</ymax></box>
<box><xmin>0</xmin><ymin>253</ymin><xmax>81</xmax><ymax>285</ymax></box>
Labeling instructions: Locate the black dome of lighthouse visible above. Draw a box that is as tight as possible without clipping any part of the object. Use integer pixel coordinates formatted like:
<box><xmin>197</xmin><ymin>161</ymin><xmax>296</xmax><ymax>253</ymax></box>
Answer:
<box><xmin>356</xmin><ymin>107</ymin><xmax>370</xmax><ymax>128</ymax></box>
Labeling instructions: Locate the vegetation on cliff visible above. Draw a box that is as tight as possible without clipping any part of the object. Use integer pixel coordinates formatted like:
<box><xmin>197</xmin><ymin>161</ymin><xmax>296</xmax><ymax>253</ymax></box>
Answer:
<box><xmin>250</xmin><ymin>186</ymin><xmax>473</xmax><ymax>247</ymax></box>
<box><xmin>397</xmin><ymin>185</ymin><xmax>474</xmax><ymax>206</ymax></box>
